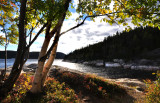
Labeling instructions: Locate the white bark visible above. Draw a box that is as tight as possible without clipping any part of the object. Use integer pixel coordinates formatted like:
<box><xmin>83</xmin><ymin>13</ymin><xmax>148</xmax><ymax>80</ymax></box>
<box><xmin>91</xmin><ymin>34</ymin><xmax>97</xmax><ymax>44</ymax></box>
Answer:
<box><xmin>30</xmin><ymin>37</ymin><xmax>50</xmax><ymax>93</ymax></box>
<box><xmin>41</xmin><ymin>38</ymin><xmax>59</xmax><ymax>85</ymax></box>
<box><xmin>30</xmin><ymin>0</ymin><xmax>71</xmax><ymax>93</ymax></box>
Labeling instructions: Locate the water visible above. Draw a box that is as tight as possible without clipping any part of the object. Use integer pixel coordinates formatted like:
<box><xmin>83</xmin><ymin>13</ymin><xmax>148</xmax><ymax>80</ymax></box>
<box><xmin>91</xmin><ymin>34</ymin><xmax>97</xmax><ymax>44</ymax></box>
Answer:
<box><xmin>51</xmin><ymin>60</ymin><xmax>157</xmax><ymax>80</ymax></box>
<box><xmin>0</xmin><ymin>59</ymin><xmax>98</xmax><ymax>73</ymax></box>
<box><xmin>0</xmin><ymin>59</ymin><xmax>156</xmax><ymax>80</ymax></box>
<box><xmin>0</xmin><ymin>59</ymin><xmax>38</xmax><ymax>68</ymax></box>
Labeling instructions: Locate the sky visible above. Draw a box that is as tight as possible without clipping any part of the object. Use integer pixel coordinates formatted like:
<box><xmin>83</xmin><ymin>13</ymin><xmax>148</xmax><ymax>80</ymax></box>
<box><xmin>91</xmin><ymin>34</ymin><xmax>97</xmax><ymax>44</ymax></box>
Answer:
<box><xmin>0</xmin><ymin>0</ymin><xmax>135</xmax><ymax>54</ymax></box>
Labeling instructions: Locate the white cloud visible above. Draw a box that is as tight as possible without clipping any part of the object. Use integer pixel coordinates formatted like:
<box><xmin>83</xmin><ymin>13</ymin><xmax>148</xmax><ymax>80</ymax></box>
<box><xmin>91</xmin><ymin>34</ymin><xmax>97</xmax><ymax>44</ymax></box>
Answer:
<box><xmin>56</xmin><ymin>12</ymin><xmax>136</xmax><ymax>54</ymax></box>
<box><xmin>1</xmin><ymin>9</ymin><xmax>135</xmax><ymax>55</ymax></box>
<box><xmin>72</xmin><ymin>0</ymin><xmax>79</xmax><ymax>8</ymax></box>
<box><xmin>0</xmin><ymin>28</ymin><xmax>5</xmax><ymax>37</ymax></box>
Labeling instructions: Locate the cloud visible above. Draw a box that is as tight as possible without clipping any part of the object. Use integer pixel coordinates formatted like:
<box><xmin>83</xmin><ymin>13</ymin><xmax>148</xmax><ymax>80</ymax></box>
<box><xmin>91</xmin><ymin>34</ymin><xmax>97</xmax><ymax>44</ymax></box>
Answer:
<box><xmin>0</xmin><ymin>28</ymin><xmax>5</xmax><ymax>37</ymax></box>
<box><xmin>72</xmin><ymin>28</ymin><xmax>83</xmax><ymax>34</ymax></box>
<box><xmin>72</xmin><ymin>0</ymin><xmax>79</xmax><ymax>8</ymax></box>
<box><xmin>1</xmin><ymin>9</ymin><xmax>136</xmax><ymax>54</ymax></box>
<box><xmin>56</xmin><ymin>14</ymin><xmax>136</xmax><ymax>54</ymax></box>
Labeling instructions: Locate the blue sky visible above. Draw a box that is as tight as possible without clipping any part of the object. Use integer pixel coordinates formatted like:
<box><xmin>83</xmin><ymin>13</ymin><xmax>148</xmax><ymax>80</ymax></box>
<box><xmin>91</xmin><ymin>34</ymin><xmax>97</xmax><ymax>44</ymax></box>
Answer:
<box><xmin>0</xmin><ymin>0</ymin><xmax>135</xmax><ymax>54</ymax></box>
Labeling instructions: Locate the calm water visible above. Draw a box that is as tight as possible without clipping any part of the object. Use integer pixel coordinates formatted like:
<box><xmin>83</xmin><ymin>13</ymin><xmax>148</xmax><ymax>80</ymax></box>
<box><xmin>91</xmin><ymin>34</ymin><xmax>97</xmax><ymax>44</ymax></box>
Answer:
<box><xmin>0</xmin><ymin>59</ymin><xmax>156</xmax><ymax>79</ymax></box>
<box><xmin>0</xmin><ymin>59</ymin><xmax>99</xmax><ymax>73</ymax></box>
<box><xmin>0</xmin><ymin>59</ymin><xmax>37</xmax><ymax>68</ymax></box>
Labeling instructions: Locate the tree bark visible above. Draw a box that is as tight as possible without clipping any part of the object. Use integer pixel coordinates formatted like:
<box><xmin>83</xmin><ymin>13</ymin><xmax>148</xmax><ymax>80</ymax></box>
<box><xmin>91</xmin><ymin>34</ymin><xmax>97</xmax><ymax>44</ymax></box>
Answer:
<box><xmin>30</xmin><ymin>0</ymin><xmax>71</xmax><ymax>94</ymax></box>
<box><xmin>41</xmin><ymin>33</ymin><xmax>60</xmax><ymax>86</ymax></box>
<box><xmin>30</xmin><ymin>23</ymin><xmax>52</xmax><ymax>93</ymax></box>
<box><xmin>0</xmin><ymin>0</ymin><xmax>27</xmax><ymax>99</ymax></box>
<box><xmin>30</xmin><ymin>37</ymin><xmax>51</xmax><ymax>93</ymax></box>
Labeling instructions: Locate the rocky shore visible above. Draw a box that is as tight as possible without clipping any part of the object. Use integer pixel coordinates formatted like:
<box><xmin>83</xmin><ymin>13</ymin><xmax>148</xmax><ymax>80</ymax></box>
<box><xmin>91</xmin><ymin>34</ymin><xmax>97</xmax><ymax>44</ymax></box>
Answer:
<box><xmin>1</xmin><ymin>63</ymin><xmax>157</xmax><ymax>93</ymax></box>
<box><xmin>65</xmin><ymin>59</ymin><xmax>160</xmax><ymax>71</ymax></box>
<box><xmin>0</xmin><ymin>63</ymin><xmax>38</xmax><ymax>74</ymax></box>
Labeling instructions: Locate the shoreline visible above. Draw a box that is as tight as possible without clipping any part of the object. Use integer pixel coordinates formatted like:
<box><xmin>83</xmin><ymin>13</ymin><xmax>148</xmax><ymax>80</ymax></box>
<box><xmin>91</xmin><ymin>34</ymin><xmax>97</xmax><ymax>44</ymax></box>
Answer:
<box><xmin>1</xmin><ymin>63</ymin><xmax>157</xmax><ymax>80</ymax></box>
<box><xmin>64</xmin><ymin>59</ymin><xmax>160</xmax><ymax>71</ymax></box>
<box><xmin>0</xmin><ymin>64</ymin><xmax>156</xmax><ymax>92</ymax></box>
<box><xmin>50</xmin><ymin>65</ymin><xmax>147</xmax><ymax>93</ymax></box>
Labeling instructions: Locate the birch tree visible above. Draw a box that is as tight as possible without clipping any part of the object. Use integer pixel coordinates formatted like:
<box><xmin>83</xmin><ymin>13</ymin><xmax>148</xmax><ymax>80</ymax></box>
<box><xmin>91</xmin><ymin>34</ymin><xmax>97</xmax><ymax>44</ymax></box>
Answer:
<box><xmin>0</xmin><ymin>0</ymin><xmax>159</xmax><ymax>99</ymax></box>
<box><xmin>30</xmin><ymin>0</ymin><xmax>160</xmax><ymax>93</ymax></box>
<box><xmin>0</xmin><ymin>0</ymin><xmax>48</xmax><ymax>99</ymax></box>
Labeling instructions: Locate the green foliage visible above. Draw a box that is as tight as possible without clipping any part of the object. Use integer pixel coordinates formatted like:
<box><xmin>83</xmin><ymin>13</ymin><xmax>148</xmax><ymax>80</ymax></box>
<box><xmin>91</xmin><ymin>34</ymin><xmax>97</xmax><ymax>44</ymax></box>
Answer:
<box><xmin>76</xmin><ymin>0</ymin><xmax>160</xmax><ymax>28</ymax></box>
<box><xmin>0</xmin><ymin>0</ymin><xmax>73</xmax><ymax>46</ymax></box>
<box><xmin>0</xmin><ymin>1</ymin><xmax>19</xmax><ymax>45</ymax></box>
<box><xmin>64</xmin><ymin>26</ymin><xmax>160</xmax><ymax>61</ymax></box>
<box><xmin>144</xmin><ymin>71</ymin><xmax>160</xmax><ymax>103</ymax></box>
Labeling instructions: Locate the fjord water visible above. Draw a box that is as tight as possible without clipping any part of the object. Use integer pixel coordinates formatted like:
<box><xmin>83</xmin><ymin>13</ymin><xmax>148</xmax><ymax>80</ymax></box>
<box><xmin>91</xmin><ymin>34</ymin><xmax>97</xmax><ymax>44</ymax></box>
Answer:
<box><xmin>0</xmin><ymin>59</ymin><xmax>156</xmax><ymax>80</ymax></box>
<box><xmin>0</xmin><ymin>59</ymin><xmax>97</xmax><ymax>74</ymax></box>
<box><xmin>0</xmin><ymin>59</ymin><xmax>37</xmax><ymax>68</ymax></box>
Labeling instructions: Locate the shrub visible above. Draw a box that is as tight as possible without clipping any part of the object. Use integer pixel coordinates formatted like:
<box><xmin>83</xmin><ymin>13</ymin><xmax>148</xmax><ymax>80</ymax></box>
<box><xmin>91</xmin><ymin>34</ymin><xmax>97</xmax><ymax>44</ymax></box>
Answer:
<box><xmin>2</xmin><ymin>74</ymin><xmax>78</xmax><ymax>103</ymax></box>
<box><xmin>145</xmin><ymin>71</ymin><xmax>160</xmax><ymax>103</ymax></box>
<box><xmin>55</xmin><ymin>71</ymin><xmax>126</xmax><ymax>99</ymax></box>
<box><xmin>42</xmin><ymin>77</ymin><xmax>78</xmax><ymax>103</ymax></box>
<box><xmin>2</xmin><ymin>73</ymin><xmax>32</xmax><ymax>103</ymax></box>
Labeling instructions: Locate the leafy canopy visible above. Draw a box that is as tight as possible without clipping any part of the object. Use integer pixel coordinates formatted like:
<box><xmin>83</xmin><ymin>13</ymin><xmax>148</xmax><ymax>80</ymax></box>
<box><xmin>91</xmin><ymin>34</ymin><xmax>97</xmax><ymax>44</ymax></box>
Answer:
<box><xmin>0</xmin><ymin>0</ymin><xmax>19</xmax><ymax>45</ymax></box>
<box><xmin>0</xmin><ymin>0</ymin><xmax>159</xmax><ymax>45</ymax></box>
<box><xmin>76</xmin><ymin>0</ymin><xmax>160</xmax><ymax>31</ymax></box>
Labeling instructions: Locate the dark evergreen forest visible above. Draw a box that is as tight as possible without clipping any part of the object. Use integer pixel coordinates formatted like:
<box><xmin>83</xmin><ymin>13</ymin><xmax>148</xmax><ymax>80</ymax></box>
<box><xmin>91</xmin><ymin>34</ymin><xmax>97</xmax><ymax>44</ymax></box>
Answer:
<box><xmin>64</xmin><ymin>26</ymin><xmax>160</xmax><ymax>61</ymax></box>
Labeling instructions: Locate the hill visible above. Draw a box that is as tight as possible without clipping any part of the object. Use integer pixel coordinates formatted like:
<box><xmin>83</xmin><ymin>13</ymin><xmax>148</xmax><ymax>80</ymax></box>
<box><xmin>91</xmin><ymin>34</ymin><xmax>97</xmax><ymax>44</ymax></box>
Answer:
<box><xmin>0</xmin><ymin>51</ymin><xmax>66</xmax><ymax>59</ymax></box>
<box><xmin>64</xmin><ymin>26</ymin><xmax>160</xmax><ymax>62</ymax></box>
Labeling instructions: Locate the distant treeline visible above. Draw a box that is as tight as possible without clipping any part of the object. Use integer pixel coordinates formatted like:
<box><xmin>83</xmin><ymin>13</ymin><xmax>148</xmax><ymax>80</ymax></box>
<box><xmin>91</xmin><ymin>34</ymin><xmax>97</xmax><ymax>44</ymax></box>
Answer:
<box><xmin>64</xmin><ymin>26</ymin><xmax>160</xmax><ymax>61</ymax></box>
<box><xmin>0</xmin><ymin>51</ymin><xmax>66</xmax><ymax>59</ymax></box>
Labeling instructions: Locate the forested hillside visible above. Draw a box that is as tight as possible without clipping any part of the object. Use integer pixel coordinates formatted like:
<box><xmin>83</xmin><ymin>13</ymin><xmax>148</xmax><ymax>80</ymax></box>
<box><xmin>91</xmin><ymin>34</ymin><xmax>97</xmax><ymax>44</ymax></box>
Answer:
<box><xmin>0</xmin><ymin>51</ymin><xmax>66</xmax><ymax>59</ymax></box>
<box><xmin>64</xmin><ymin>26</ymin><xmax>160</xmax><ymax>61</ymax></box>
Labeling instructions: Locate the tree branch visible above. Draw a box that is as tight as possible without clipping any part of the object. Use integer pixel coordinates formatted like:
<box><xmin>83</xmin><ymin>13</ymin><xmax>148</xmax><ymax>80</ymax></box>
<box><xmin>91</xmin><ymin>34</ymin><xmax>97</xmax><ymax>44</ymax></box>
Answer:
<box><xmin>60</xmin><ymin>12</ymin><xmax>120</xmax><ymax>36</ymax></box>
<box><xmin>26</xmin><ymin>22</ymin><xmax>48</xmax><ymax>49</ymax></box>
<box><xmin>27</xmin><ymin>15</ymin><xmax>45</xmax><ymax>37</ymax></box>
<box><xmin>39</xmin><ymin>34</ymin><xmax>60</xmax><ymax>62</ymax></box>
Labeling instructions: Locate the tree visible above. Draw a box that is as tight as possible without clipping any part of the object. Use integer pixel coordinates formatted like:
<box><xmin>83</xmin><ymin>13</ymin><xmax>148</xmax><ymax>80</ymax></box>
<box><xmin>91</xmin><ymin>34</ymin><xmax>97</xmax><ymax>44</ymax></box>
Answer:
<box><xmin>0</xmin><ymin>0</ymin><xmax>160</xmax><ymax>99</ymax></box>
<box><xmin>0</xmin><ymin>0</ymin><xmax>18</xmax><ymax>80</ymax></box>
<box><xmin>30</xmin><ymin>0</ymin><xmax>160</xmax><ymax>93</ymax></box>
<box><xmin>0</xmin><ymin>0</ymin><xmax>48</xmax><ymax>98</ymax></box>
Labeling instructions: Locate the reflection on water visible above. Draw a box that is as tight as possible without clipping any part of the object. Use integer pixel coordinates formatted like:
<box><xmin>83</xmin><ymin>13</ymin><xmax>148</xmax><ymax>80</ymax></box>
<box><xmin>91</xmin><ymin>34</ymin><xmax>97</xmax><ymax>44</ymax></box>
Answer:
<box><xmin>53</xmin><ymin>59</ymin><xmax>156</xmax><ymax>80</ymax></box>
<box><xmin>53</xmin><ymin>59</ymin><xmax>105</xmax><ymax>75</ymax></box>
<box><xmin>0</xmin><ymin>59</ymin><xmax>156</xmax><ymax>80</ymax></box>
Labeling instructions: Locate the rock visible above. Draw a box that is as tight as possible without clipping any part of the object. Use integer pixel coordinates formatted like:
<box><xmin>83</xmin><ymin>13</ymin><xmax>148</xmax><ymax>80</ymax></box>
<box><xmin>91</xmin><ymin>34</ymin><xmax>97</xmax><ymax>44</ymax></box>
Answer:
<box><xmin>123</xmin><ymin>64</ymin><xmax>132</xmax><ymax>69</ymax></box>
<box><xmin>139</xmin><ymin>59</ymin><xmax>153</xmax><ymax>65</ymax></box>
<box><xmin>27</xmin><ymin>63</ymin><xmax>37</xmax><ymax>69</ymax></box>
<box><xmin>83</xmin><ymin>62</ymin><xmax>89</xmax><ymax>64</ymax></box>
<box><xmin>83</xmin><ymin>98</ymin><xmax>91</xmax><ymax>102</ymax></box>
<box><xmin>105</xmin><ymin>63</ymin><xmax>121</xmax><ymax>68</ymax></box>
<box><xmin>136</xmin><ymin>87</ymin><xmax>144</xmax><ymax>92</ymax></box>
<box><xmin>96</xmin><ymin>63</ymin><xmax>104</xmax><ymax>66</ymax></box>
<box><xmin>113</xmin><ymin>59</ymin><xmax>124</xmax><ymax>64</ymax></box>
<box><xmin>130</xmin><ymin>65</ymin><xmax>160</xmax><ymax>71</ymax></box>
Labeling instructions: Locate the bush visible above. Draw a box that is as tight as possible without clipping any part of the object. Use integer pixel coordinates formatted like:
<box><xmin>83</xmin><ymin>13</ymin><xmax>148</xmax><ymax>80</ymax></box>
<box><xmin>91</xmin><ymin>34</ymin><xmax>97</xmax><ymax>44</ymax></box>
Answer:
<box><xmin>42</xmin><ymin>77</ymin><xmax>78</xmax><ymax>103</ymax></box>
<box><xmin>145</xmin><ymin>71</ymin><xmax>160</xmax><ymax>103</ymax></box>
<box><xmin>2</xmin><ymin>73</ymin><xmax>32</xmax><ymax>102</ymax></box>
<box><xmin>55</xmin><ymin>71</ymin><xmax>126</xmax><ymax>99</ymax></box>
<box><xmin>2</xmin><ymin>74</ymin><xmax>78</xmax><ymax>103</ymax></box>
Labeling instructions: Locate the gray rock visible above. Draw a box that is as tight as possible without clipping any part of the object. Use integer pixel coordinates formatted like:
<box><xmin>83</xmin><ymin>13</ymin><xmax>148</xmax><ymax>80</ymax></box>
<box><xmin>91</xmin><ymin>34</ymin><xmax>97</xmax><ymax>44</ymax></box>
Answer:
<box><xmin>27</xmin><ymin>63</ymin><xmax>37</xmax><ymax>69</ymax></box>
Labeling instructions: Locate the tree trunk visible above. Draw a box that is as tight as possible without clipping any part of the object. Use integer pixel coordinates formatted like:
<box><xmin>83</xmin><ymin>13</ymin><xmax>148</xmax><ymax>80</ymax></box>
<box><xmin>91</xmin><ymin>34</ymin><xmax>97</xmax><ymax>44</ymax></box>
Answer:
<box><xmin>30</xmin><ymin>36</ymin><xmax>51</xmax><ymax>93</ymax></box>
<box><xmin>4</xmin><ymin>37</ymin><xmax>7</xmax><ymax>77</ymax></box>
<box><xmin>41</xmin><ymin>34</ymin><xmax>59</xmax><ymax>86</ymax></box>
<box><xmin>30</xmin><ymin>0</ymin><xmax>71</xmax><ymax>94</ymax></box>
<box><xmin>0</xmin><ymin>0</ymin><xmax>27</xmax><ymax>99</ymax></box>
